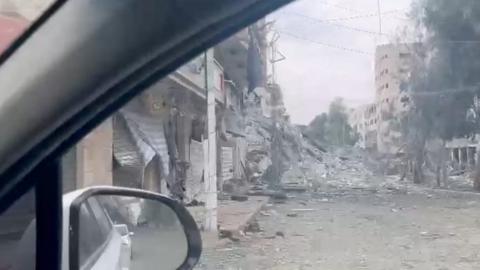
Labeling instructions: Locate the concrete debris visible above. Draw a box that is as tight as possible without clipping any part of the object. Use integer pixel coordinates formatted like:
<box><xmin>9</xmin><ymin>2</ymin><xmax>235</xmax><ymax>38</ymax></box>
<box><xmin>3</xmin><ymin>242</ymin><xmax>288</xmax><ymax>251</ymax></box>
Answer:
<box><xmin>247</xmin><ymin>189</ymin><xmax>288</xmax><ymax>202</ymax></box>
<box><xmin>219</xmin><ymin>230</ymin><xmax>240</xmax><ymax>242</ymax></box>
<box><xmin>222</xmin><ymin>178</ymin><xmax>250</xmax><ymax>195</ymax></box>
<box><xmin>419</xmin><ymin>231</ymin><xmax>442</xmax><ymax>240</ymax></box>
<box><xmin>244</xmin><ymin>220</ymin><xmax>262</xmax><ymax>233</ymax></box>
<box><xmin>245</xmin><ymin>150</ymin><xmax>272</xmax><ymax>183</ymax></box>
<box><xmin>291</xmin><ymin>208</ymin><xmax>315</xmax><ymax>212</ymax></box>
<box><xmin>259</xmin><ymin>211</ymin><xmax>271</xmax><ymax>217</ymax></box>
<box><xmin>243</xmin><ymin>99</ymin><xmax>385</xmax><ymax>194</ymax></box>
<box><xmin>240</xmin><ymin>95</ymin><xmax>450</xmax><ymax>197</ymax></box>
<box><xmin>230</xmin><ymin>195</ymin><xmax>249</xmax><ymax>202</ymax></box>
<box><xmin>270</xmin><ymin>192</ymin><xmax>288</xmax><ymax>204</ymax></box>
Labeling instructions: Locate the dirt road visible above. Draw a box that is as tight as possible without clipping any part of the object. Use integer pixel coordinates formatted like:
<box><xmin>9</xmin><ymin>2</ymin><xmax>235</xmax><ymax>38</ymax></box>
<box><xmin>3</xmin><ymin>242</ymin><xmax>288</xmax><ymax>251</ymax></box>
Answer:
<box><xmin>197</xmin><ymin>188</ymin><xmax>480</xmax><ymax>270</ymax></box>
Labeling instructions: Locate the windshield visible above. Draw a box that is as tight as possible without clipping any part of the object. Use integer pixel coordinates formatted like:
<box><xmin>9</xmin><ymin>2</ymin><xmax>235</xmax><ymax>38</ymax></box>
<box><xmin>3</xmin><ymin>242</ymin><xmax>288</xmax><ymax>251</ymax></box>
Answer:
<box><xmin>3</xmin><ymin>0</ymin><xmax>480</xmax><ymax>269</ymax></box>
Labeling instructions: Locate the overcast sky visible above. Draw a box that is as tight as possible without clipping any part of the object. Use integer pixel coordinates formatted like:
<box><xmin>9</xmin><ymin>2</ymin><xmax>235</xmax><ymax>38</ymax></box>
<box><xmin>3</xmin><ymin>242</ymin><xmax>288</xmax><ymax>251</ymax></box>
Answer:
<box><xmin>268</xmin><ymin>0</ymin><xmax>413</xmax><ymax>124</ymax></box>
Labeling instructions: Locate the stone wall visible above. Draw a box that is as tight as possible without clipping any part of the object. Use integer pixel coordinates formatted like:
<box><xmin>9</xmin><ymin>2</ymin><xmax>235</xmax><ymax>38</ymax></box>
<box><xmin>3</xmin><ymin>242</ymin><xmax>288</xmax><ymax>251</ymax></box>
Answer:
<box><xmin>76</xmin><ymin>118</ymin><xmax>113</xmax><ymax>188</ymax></box>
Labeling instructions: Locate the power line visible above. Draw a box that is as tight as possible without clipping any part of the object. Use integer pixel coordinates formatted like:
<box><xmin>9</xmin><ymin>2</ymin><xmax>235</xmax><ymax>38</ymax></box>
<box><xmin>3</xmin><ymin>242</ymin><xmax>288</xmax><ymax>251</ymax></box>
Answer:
<box><xmin>440</xmin><ymin>40</ymin><xmax>480</xmax><ymax>44</ymax></box>
<box><xmin>406</xmin><ymin>84</ymin><xmax>480</xmax><ymax>97</ymax></box>
<box><xmin>283</xmin><ymin>10</ymin><xmax>393</xmax><ymax>37</ymax></box>
<box><xmin>315</xmin><ymin>0</ymin><xmax>364</xmax><ymax>13</ymax></box>
<box><xmin>278</xmin><ymin>30</ymin><xmax>374</xmax><ymax>55</ymax></box>
<box><xmin>338</xmin><ymin>10</ymin><xmax>405</xmax><ymax>22</ymax></box>
<box><xmin>276</xmin><ymin>13</ymin><xmax>480</xmax><ymax>53</ymax></box>
<box><xmin>314</xmin><ymin>1</ymin><xmax>410</xmax><ymax>21</ymax></box>
<box><xmin>280</xmin><ymin>10</ymin><xmax>401</xmax><ymax>23</ymax></box>
<box><xmin>377</xmin><ymin>0</ymin><xmax>382</xmax><ymax>36</ymax></box>
<box><xmin>390</xmin><ymin>14</ymin><xmax>410</xmax><ymax>22</ymax></box>
<box><xmin>316</xmin><ymin>1</ymin><xmax>409</xmax><ymax>17</ymax></box>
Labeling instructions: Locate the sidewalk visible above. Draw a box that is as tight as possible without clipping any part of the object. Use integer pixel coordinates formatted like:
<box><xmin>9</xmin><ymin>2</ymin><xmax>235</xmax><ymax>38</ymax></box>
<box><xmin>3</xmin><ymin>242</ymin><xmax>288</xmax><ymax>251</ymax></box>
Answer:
<box><xmin>188</xmin><ymin>196</ymin><xmax>269</xmax><ymax>248</ymax></box>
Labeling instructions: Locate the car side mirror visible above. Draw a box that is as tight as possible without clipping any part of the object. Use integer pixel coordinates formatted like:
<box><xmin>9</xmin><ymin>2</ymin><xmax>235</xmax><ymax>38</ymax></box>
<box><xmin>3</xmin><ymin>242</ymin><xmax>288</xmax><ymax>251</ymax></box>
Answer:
<box><xmin>67</xmin><ymin>187</ymin><xmax>201</xmax><ymax>270</ymax></box>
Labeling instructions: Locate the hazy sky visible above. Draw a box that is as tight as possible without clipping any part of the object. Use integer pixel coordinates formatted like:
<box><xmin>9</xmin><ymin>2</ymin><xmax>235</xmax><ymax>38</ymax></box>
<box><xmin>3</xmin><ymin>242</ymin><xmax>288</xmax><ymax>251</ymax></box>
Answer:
<box><xmin>269</xmin><ymin>0</ymin><xmax>413</xmax><ymax>124</ymax></box>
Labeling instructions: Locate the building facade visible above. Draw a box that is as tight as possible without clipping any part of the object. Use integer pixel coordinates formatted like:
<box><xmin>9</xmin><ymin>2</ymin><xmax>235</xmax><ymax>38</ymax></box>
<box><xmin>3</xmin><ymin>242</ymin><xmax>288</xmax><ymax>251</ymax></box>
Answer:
<box><xmin>62</xmin><ymin>27</ymin><xmax>266</xmax><ymax>203</ymax></box>
<box><xmin>375</xmin><ymin>43</ymin><xmax>418</xmax><ymax>154</ymax></box>
<box><xmin>445</xmin><ymin>137</ymin><xmax>478</xmax><ymax>170</ymax></box>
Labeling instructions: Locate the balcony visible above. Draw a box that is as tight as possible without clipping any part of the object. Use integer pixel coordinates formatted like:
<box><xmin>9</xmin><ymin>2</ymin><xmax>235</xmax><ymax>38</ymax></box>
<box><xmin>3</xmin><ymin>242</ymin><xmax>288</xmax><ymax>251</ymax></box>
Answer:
<box><xmin>165</xmin><ymin>54</ymin><xmax>225</xmax><ymax>105</ymax></box>
<box><xmin>172</xmin><ymin>55</ymin><xmax>208</xmax><ymax>99</ymax></box>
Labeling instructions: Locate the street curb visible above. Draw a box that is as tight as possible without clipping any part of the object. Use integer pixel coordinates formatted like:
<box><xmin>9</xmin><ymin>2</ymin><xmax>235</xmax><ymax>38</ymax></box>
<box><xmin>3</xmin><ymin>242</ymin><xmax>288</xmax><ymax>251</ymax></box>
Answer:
<box><xmin>203</xmin><ymin>196</ymin><xmax>269</xmax><ymax>249</ymax></box>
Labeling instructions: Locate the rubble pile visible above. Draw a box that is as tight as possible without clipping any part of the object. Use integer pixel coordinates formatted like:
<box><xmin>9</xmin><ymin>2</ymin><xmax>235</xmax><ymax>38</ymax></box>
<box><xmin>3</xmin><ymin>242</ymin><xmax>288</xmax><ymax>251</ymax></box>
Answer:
<box><xmin>320</xmin><ymin>151</ymin><xmax>376</xmax><ymax>190</ymax></box>
<box><xmin>244</xmin><ymin>149</ymin><xmax>271</xmax><ymax>183</ymax></box>
<box><xmin>243</xmin><ymin>103</ymin><xmax>383</xmax><ymax>193</ymax></box>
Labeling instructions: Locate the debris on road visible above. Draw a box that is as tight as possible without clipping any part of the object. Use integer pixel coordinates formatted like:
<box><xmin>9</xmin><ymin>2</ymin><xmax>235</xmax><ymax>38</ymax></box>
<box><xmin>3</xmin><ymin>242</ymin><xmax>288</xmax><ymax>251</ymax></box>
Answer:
<box><xmin>219</xmin><ymin>230</ymin><xmax>240</xmax><ymax>242</ymax></box>
<box><xmin>198</xmin><ymin>189</ymin><xmax>480</xmax><ymax>270</ymax></box>
<box><xmin>291</xmin><ymin>208</ymin><xmax>315</xmax><ymax>212</ymax></box>
<box><xmin>230</xmin><ymin>195</ymin><xmax>249</xmax><ymax>202</ymax></box>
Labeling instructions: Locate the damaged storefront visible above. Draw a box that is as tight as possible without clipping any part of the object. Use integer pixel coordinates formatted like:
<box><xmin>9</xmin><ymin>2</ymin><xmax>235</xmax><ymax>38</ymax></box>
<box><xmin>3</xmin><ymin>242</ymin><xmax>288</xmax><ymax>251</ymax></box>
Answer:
<box><xmin>218</xmin><ymin>108</ymin><xmax>248</xmax><ymax>192</ymax></box>
<box><xmin>112</xmin><ymin>102</ymin><xmax>170</xmax><ymax>195</ymax></box>
<box><xmin>112</xmin><ymin>61</ymin><xmax>212</xmax><ymax>203</ymax></box>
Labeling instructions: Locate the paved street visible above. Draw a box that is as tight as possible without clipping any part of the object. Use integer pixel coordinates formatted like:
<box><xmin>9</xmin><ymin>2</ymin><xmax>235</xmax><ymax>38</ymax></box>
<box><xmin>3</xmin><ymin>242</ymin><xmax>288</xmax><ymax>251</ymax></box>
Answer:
<box><xmin>197</xmin><ymin>188</ymin><xmax>480</xmax><ymax>270</ymax></box>
<box><xmin>130</xmin><ymin>225</ymin><xmax>189</xmax><ymax>269</ymax></box>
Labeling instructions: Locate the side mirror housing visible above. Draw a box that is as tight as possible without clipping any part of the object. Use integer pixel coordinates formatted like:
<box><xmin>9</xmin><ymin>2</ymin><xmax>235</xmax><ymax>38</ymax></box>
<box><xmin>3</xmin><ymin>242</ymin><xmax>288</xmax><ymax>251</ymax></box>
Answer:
<box><xmin>66</xmin><ymin>187</ymin><xmax>202</xmax><ymax>270</ymax></box>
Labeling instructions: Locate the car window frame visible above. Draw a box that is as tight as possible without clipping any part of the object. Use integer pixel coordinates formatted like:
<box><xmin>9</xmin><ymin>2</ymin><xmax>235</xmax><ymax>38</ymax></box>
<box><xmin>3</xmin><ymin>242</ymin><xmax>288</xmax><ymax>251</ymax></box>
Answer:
<box><xmin>78</xmin><ymin>202</ymin><xmax>113</xmax><ymax>268</ymax></box>
<box><xmin>86</xmin><ymin>197</ymin><xmax>113</xmax><ymax>236</ymax></box>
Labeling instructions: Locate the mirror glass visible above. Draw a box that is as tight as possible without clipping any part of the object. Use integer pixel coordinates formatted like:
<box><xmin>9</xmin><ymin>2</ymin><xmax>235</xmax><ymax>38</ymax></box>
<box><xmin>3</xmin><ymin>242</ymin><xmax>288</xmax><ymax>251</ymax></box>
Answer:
<box><xmin>75</xmin><ymin>195</ymin><xmax>188</xmax><ymax>270</ymax></box>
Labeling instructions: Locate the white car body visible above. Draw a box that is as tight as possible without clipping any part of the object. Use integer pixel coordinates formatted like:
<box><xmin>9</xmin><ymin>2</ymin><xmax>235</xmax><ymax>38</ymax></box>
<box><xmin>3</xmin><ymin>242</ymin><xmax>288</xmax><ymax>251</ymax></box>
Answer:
<box><xmin>114</xmin><ymin>224</ymin><xmax>133</xmax><ymax>270</ymax></box>
<box><xmin>61</xmin><ymin>187</ymin><xmax>132</xmax><ymax>270</ymax></box>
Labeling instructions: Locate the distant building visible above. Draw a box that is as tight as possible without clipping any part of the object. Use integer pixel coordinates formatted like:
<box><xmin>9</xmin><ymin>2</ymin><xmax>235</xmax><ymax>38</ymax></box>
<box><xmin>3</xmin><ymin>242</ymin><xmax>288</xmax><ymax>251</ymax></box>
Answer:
<box><xmin>349</xmin><ymin>103</ymin><xmax>378</xmax><ymax>150</ymax></box>
<box><xmin>445</xmin><ymin>137</ymin><xmax>479</xmax><ymax>170</ymax></box>
<box><xmin>375</xmin><ymin>43</ymin><xmax>420</xmax><ymax>154</ymax></box>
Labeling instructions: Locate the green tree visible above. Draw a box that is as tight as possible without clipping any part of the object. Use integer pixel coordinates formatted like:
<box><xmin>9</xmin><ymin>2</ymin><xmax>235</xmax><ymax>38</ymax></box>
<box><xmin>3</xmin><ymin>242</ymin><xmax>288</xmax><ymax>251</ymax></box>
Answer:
<box><xmin>307</xmin><ymin>98</ymin><xmax>358</xmax><ymax>146</ymax></box>
<box><xmin>326</xmin><ymin>98</ymin><xmax>349</xmax><ymax>145</ymax></box>
<box><xmin>406</xmin><ymin>0</ymin><xmax>480</xmax><ymax>187</ymax></box>
<box><xmin>308</xmin><ymin>113</ymin><xmax>328</xmax><ymax>142</ymax></box>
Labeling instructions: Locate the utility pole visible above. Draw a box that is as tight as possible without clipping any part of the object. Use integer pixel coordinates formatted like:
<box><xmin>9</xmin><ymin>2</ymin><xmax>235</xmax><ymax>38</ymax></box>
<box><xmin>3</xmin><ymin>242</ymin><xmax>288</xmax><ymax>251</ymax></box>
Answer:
<box><xmin>269</xmin><ymin>31</ymin><xmax>286</xmax><ymax>85</ymax></box>
<box><xmin>203</xmin><ymin>50</ymin><xmax>217</xmax><ymax>231</ymax></box>
<box><xmin>377</xmin><ymin>0</ymin><xmax>383</xmax><ymax>42</ymax></box>
<box><xmin>269</xmin><ymin>30</ymin><xmax>286</xmax><ymax>188</ymax></box>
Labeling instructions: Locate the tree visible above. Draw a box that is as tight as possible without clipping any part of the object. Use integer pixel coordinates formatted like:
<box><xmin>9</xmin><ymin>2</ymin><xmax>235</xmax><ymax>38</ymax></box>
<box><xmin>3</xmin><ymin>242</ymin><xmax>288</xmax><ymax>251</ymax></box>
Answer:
<box><xmin>406</xmin><ymin>0</ymin><xmax>480</xmax><ymax>187</ymax></box>
<box><xmin>307</xmin><ymin>97</ymin><xmax>358</xmax><ymax>147</ymax></box>
<box><xmin>308</xmin><ymin>113</ymin><xmax>328</xmax><ymax>142</ymax></box>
